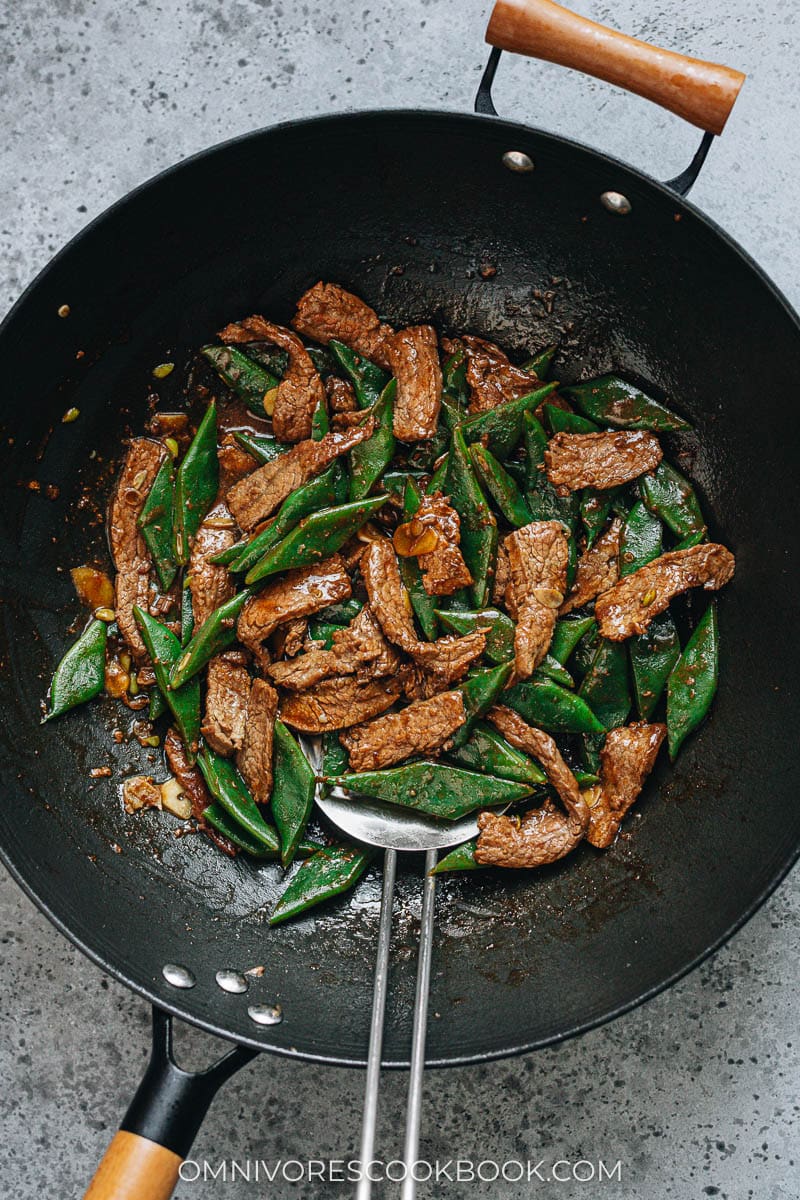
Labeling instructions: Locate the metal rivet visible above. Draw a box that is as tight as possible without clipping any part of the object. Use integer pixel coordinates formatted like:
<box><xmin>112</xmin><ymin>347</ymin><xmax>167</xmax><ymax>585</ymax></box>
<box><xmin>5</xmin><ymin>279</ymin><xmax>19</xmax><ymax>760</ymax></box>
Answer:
<box><xmin>215</xmin><ymin>969</ymin><xmax>248</xmax><ymax>995</ymax></box>
<box><xmin>502</xmin><ymin>150</ymin><xmax>534</xmax><ymax>173</ymax></box>
<box><xmin>600</xmin><ymin>190</ymin><xmax>632</xmax><ymax>215</ymax></box>
<box><xmin>162</xmin><ymin>963</ymin><xmax>196</xmax><ymax>989</ymax></box>
<box><xmin>248</xmin><ymin>1003</ymin><xmax>283</xmax><ymax>1026</ymax></box>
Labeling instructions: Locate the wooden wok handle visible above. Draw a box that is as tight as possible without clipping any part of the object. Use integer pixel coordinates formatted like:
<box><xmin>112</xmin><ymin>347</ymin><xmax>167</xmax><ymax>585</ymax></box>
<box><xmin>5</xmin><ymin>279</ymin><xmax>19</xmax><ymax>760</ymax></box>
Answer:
<box><xmin>84</xmin><ymin>1132</ymin><xmax>182</xmax><ymax>1200</ymax></box>
<box><xmin>485</xmin><ymin>0</ymin><xmax>745</xmax><ymax>134</ymax></box>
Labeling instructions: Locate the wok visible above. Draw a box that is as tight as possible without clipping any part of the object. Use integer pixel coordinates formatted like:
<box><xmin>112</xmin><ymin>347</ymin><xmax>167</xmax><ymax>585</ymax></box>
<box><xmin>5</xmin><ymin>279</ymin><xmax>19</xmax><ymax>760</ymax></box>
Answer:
<box><xmin>1</xmin><ymin>1</ymin><xmax>798</xmax><ymax>1195</ymax></box>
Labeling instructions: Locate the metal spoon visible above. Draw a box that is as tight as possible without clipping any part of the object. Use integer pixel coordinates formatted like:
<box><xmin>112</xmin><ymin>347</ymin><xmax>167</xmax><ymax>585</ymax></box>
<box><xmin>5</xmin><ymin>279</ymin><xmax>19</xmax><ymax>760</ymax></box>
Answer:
<box><xmin>315</xmin><ymin>780</ymin><xmax>477</xmax><ymax>1200</ymax></box>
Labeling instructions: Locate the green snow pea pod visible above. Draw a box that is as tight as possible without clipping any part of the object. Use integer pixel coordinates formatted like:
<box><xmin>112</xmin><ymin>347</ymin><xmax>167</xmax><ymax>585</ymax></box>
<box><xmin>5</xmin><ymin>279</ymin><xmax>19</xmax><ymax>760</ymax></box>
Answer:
<box><xmin>173</xmin><ymin>402</ymin><xmax>219</xmax><ymax>565</ymax></box>
<box><xmin>431</xmin><ymin>838</ymin><xmax>482</xmax><ymax>874</ymax></box>
<box><xmin>550</xmin><ymin>616</ymin><xmax>596</xmax><ymax>665</ymax></box>
<box><xmin>442</xmin><ymin>346</ymin><xmax>469</xmax><ymax>407</ymax></box>
<box><xmin>318</xmin><ymin>598</ymin><xmax>363</xmax><ymax>625</ymax></box>
<box><xmin>459</xmin><ymin>382</ymin><xmax>558</xmax><ymax>459</ymax></box>
<box><xmin>305</xmin><ymin>345</ymin><xmax>337</xmax><ymax>377</ymax></box>
<box><xmin>523</xmin><ymin>412</ymin><xmax>578</xmax><ymax>528</ymax></box>
<box><xmin>333</xmin><ymin>761</ymin><xmax>534</xmax><ymax>820</ymax></box>
<box><xmin>619</xmin><ymin>500</ymin><xmax>663</xmax><ymax>576</ymax></box>
<box><xmin>451</xmin><ymin>662</ymin><xmax>514</xmax><ymax>749</ymax></box>
<box><xmin>673</xmin><ymin>528</ymin><xmax>707</xmax><ymax>552</ymax></box>
<box><xmin>435</xmin><ymin>606</ymin><xmax>515</xmax><ymax>665</ymax></box>
<box><xmin>534</xmin><ymin>655</ymin><xmax>574</xmax><ymax>689</ymax></box>
<box><xmin>397</xmin><ymin>478</ymin><xmax>439</xmax><ymax>640</ymax></box>
<box><xmin>201</xmin><ymin>345</ymin><xmax>279</xmax><ymax>415</ymax></box>
<box><xmin>382</xmin><ymin>469</ymin><xmax>426</xmax><ymax>501</ymax></box>
<box><xmin>329</xmin><ymin>339</ymin><xmax>390</xmax><ymax>408</ymax></box>
<box><xmin>44</xmin><ymin>617</ymin><xmax>107</xmax><ymax>721</ymax></box>
<box><xmin>440</xmin><ymin>395</ymin><xmax>465</xmax><ymax>432</ymax></box>
<box><xmin>133</xmin><ymin>607</ymin><xmax>201</xmax><ymax>758</ymax></box>
<box><xmin>197</xmin><ymin>745</ymin><xmax>280</xmax><ymax>853</ymax></box>
<box><xmin>206</xmin><ymin>802</ymin><xmax>322</xmax><ymax>859</ymax></box>
<box><xmin>570</xmin><ymin>621</ymin><xmax>602</xmax><ymax>681</ymax></box>
<box><xmin>581</xmin><ymin>486</ymin><xmax>625</xmax><ymax>548</ymax></box>
<box><xmin>426</xmin><ymin>454</ymin><xmax>449</xmax><ymax>496</ymax></box>
<box><xmin>444</xmin><ymin>427</ymin><xmax>497</xmax><ymax>608</ymax></box>
<box><xmin>229</xmin><ymin>461</ymin><xmax>346</xmax><ymax>575</ymax></box>
<box><xmin>311</xmin><ymin>394</ymin><xmax>329</xmax><ymax>440</ymax></box>
<box><xmin>322</xmin><ymin>729</ymin><xmax>349</xmax><ymax>778</ymax></box>
<box><xmin>148</xmin><ymin>687</ymin><xmax>167</xmax><ymax>721</ymax></box>
<box><xmin>446</xmin><ymin>721</ymin><xmax>546</xmax><ymax>786</ymax></box>
<box><xmin>245</xmin><ymin>494</ymin><xmax>388</xmax><ymax>584</ymax></box>
<box><xmin>578</xmin><ymin>638</ymin><xmax>631</xmax><ymax>731</ymax></box>
<box><xmin>667</xmin><ymin>601</ymin><xmax>719</xmax><ymax>760</ymax></box>
<box><xmin>543</xmin><ymin>405</ymin><xmax>599</xmax><ymax>435</ymax></box>
<box><xmin>520</xmin><ymin>344</ymin><xmax>557</xmax><ymax>379</ymax></box>
<box><xmin>349</xmin><ymin>380</ymin><xmax>396</xmax><ymax>500</ymax></box>
<box><xmin>169</xmin><ymin>589</ymin><xmax>253</xmax><ymax>690</ymax></box>
<box><xmin>504</xmin><ymin>678</ymin><xmax>605</xmax><ymax>734</ymax></box>
<box><xmin>208</xmin><ymin>540</ymin><xmax>245</xmax><ymax>566</ymax></box>
<box><xmin>233</xmin><ymin>431</ymin><xmax>291</xmax><ymax>466</ymax></box>
<box><xmin>620</xmin><ymin>501</ymin><xmax>680</xmax><ymax>717</ymax></box>
<box><xmin>269</xmin><ymin>843</ymin><xmax>375</xmax><ymax>925</ymax></box>
<box><xmin>271</xmin><ymin>720</ymin><xmax>317</xmax><ymax>867</ymax></box>
<box><xmin>639</xmin><ymin>461</ymin><xmax>705</xmax><ymax>539</ymax></box>
<box><xmin>561</xmin><ymin>375</ymin><xmax>690</xmax><ymax>432</ymax></box>
<box><xmin>470</xmin><ymin>443</ymin><xmax>533</xmax><ymax>527</ymax></box>
<box><xmin>138</xmin><ymin>458</ymin><xmax>177</xmax><ymax>591</ymax></box>
<box><xmin>236</xmin><ymin>342</ymin><xmax>288</xmax><ymax>379</ymax></box>
<box><xmin>306</xmin><ymin>619</ymin><xmax>347</xmax><ymax>649</ymax></box>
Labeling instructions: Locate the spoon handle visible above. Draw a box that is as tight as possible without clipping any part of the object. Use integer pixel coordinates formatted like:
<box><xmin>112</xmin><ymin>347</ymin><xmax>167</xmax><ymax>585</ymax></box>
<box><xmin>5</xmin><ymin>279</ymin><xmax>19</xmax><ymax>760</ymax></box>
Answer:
<box><xmin>356</xmin><ymin>847</ymin><xmax>397</xmax><ymax>1200</ymax></box>
<box><xmin>400</xmin><ymin>849</ymin><xmax>438</xmax><ymax>1200</ymax></box>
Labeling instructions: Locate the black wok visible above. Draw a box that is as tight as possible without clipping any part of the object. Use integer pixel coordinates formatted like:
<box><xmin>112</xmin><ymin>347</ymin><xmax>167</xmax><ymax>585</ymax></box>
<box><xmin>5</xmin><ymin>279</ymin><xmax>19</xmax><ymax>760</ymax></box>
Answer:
<box><xmin>0</xmin><ymin>1</ymin><xmax>798</xmax><ymax>1195</ymax></box>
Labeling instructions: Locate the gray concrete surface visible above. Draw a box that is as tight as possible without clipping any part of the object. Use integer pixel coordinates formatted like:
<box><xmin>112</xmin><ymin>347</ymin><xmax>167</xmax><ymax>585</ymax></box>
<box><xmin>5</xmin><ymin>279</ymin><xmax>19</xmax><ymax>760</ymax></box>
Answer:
<box><xmin>1</xmin><ymin>1</ymin><xmax>798</xmax><ymax>1197</ymax></box>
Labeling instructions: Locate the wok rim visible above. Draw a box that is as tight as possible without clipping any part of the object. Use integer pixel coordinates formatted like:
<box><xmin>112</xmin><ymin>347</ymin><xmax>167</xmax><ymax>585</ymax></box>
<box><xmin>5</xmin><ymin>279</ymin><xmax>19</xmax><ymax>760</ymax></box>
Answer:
<box><xmin>1</xmin><ymin>106</ymin><xmax>798</xmax><ymax>1068</ymax></box>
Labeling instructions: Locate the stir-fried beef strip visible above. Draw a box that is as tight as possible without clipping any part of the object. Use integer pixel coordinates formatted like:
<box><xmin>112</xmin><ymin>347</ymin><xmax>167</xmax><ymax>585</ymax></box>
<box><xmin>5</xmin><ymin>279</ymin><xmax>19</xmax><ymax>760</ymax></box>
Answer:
<box><xmin>164</xmin><ymin>727</ymin><xmax>237</xmax><ymax>857</ymax></box>
<box><xmin>227</xmin><ymin>420</ymin><xmax>374</xmax><ymax>532</ymax></box>
<box><xmin>188</xmin><ymin>503</ymin><xmax>237</xmax><ymax>627</ymax></box>
<box><xmin>340</xmin><ymin>690</ymin><xmax>466</xmax><ymax>772</ymax></box>
<box><xmin>279</xmin><ymin>673</ymin><xmax>404</xmax><ymax>732</ymax></box>
<box><xmin>200</xmin><ymin>655</ymin><xmax>250</xmax><ymax>756</ymax></box>
<box><xmin>237</xmin><ymin>556</ymin><xmax>352</xmax><ymax>669</ymax></box>
<box><xmin>475</xmin><ymin>803</ymin><xmax>584</xmax><ymax>869</ymax></box>
<box><xmin>217</xmin><ymin>434</ymin><xmax>256</xmax><ymax>491</ymax></box>
<box><xmin>545</xmin><ymin>430</ymin><xmax>663</xmax><ymax>493</ymax></box>
<box><xmin>218</xmin><ymin>315</ymin><xmax>324</xmax><ymax>443</ymax></box>
<box><xmin>394</xmin><ymin>492</ymin><xmax>472</xmax><ymax>596</ymax></box>
<box><xmin>460</xmin><ymin>335</ymin><xmax>539</xmax><ymax>415</ymax></box>
<box><xmin>292</xmin><ymin>281</ymin><xmax>395</xmax><ymax>371</ymax></box>
<box><xmin>109</xmin><ymin>437</ymin><xmax>167</xmax><ymax>658</ymax></box>
<box><xmin>236</xmin><ymin>678</ymin><xmax>278</xmax><ymax>805</ymax></box>
<box><xmin>268</xmin><ymin>606</ymin><xmax>401</xmax><ymax>690</ymax></box>
<box><xmin>595</xmin><ymin>543</ymin><xmax>736</xmax><ymax>640</ymax></box>
<box><xmin>586</xmin><ymin>722</ymin><xmax>667</xmax><ymax>848</ymax></box>
<box><xmin>275</xmin><ymin>617</ymin><xmax>309</xmax><ymax>659</ymax></box>
<box><xmin>325</xmin><ymin>375</ymin><xmax>357</xmax><ymax>413</ymax></box>
<box><xmin>387</xmin><ymin>324</ymin><xmax>443</xmax><ymax>442</ymax></box>
<box><xmin>560</xmin><ymin>516</ymin><xmax>622</xmax><ymax>615</ymax></box>
<box><xmin>488</xmin><ymin>705</ymin><xmax>588</xmax><ymax>835</ymax></box>
<box><xmin>403</xmin><ymin>630</ymin><xmax>486</xmax><ymax>699</ymax></box>
<box><xmin>492</xmin><ymin>536</ymin><xmax>510</xmax><ymax>606</ymax></box>
<box><xmin>505</xmin><ymin>521</ymin><xmax>569</xmax><ymax>679</ymax></box>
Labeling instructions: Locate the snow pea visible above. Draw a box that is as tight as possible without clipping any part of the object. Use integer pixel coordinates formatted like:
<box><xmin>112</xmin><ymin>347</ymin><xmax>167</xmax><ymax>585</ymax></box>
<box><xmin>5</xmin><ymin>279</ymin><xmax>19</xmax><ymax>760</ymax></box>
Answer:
<box><xmin>504</xmin><ymin>678</ymin><xmax>605</xmax><ymax>734</ymax></box>
<box><xmin>459</xmin><ymin>382</ymin><xmax>557</xmax><ymax>459</ymax></box>
<box><xmin>667</xmin><ymin>601</ymin><xmax>719</xmax><ymax>760</ymax></box>
<box><xmin>444</xmin><ymin>427</ymin><xmax>497</xmax><ymax>608</ymax></box>
<box><xmin>431</xmin><ymin>838</ymin><xmax>482</xmax><ymax>874</ymax></box>
<box><xmin>523</xmin><ymin>411</ymin><xmax>578</xmax><ymax>528</ymax></box>
<box><xmin>535</xmin><ymin>655</ymin><xmax>574</xmax><ymax>689</ymax></box>
<box><xmin>435</xmin><ymin>606</ymin><xmax>515</xmax><ymax>664</ymax></box>
<box><xmin>673</xmin><ymin>528</ymin><xmax>707</xmax><ymax>552</ymax></box>
<box><xmin>620</xmin><ymin>500</ymin><xmax>663</xmax><ymax>576</ymax></box>
<box><xmin>204</xmin><ymin>803</ymin><xmax>282</xmax><ymax>857</ymax></box>
<box><xmin>134</xmin><ymin>607</ymin><xmax>201</xmax><ymax>758</ymax></box>
<box><xmin>398</xmin><ymin>477</ymin><xmax>439</xmax><ymax>640</ymax></box>
<box><xmin>349</xmin><ymin>380</ymin><xmax>395</xmax><ymax>500</ymax></box>
<box><xmin>239</xmin><ymin>343</ymin><xmax>289</xmax><ymax>378</ymax></box>
<box><xmin>245</xmin><ymin>494</ymin><xmax>388</xmax><ymax>585</ymax></box>
<box><xmin>229</xmin><ymin>461</ymin><xmax>347</xmax><ymax>575</ymax></box>
<box><xmin>640</xmin><ymin>461</ymin><xmax>706</xmax><ymax>539</ymax></box>
<box><xmin>44</xmin><ymin>617</ymin><xmax>107</xmax><ymax>721</ymax></box>
<box><xmin>329</xmin><ymin>339</ymin><xmax>390</xmax><ymax>409</ymax></box>
<box><xmin>578</xmin><ymin>638</ymin><xmax>631</xmax><ymax>731</ymax></box>
<box><xmin>319</xmin><ymin>598</ymin><xmax>363</xmax><ymax>624</ymax></box>
<box><xmin>470</xmin><ymin>443</ymin><xmax>532</xmax><ymax>527</ymax></box>
<box><xmin>306</xmin><ymin>345</ymin><xmax>337</xmax><ymax>377</ymax></box>
<box><xmin>446</xmin><ymin>721</ymin><xmax>546</xmax><ymax>786</ymax></box>
<box><xmin>570</xmin><ymin>621</ymin><xmax>602</xmax><ymax>681</ymax></box>
<box><xmin>201</xmin><ymin>345</ymin><xmax>278</xmax><ymax>416</ymax></box>
<box><xmin>272</xmin><ymin>720</ymin><xmax>316</xmax><ymax>867</ymax></box>
<box><xmin>521</xmin><ymin>343</ymin><xmax>557</xmax><ymax>379</ymax></box>
<box><xmin>452</xmin><ymin>662</ymin><xmax>514</xmax><ymax>749</ymax></box>
<box><xmin>173</xmin><ymin>402</ymin><xmax>219</xmax><ymax>564</ymax></box>
<box><xmin>561</xmin><ymin>374</ymin><xmax>689</xmax><ymax>432</ymax></box>
<box><xmin>426</xmin><ymin>455</ymin><xmax>449</xmax><ymax>495</ymax></box>
<box><xmin>138</xmin><ymin>457</ymin><xmax>177</xmax><ymax>590</ymax></box>
<box><xmin>169</xmin><ymin>589</ymin><xmax>253</xmax><ymax>690</ymax></box>
<box><xmin>306</xmin><ymin>619</ymin><xmax>346</xmax><ymax>649</ymax></box>
<box><xmin>233</xmin><ymin>431</ymin><xmax>291</xmax><ymax>466</ymax></box>
<box><xmin>311</xmin><ymin>395</ymin><xmax>329</xmax><ymax>440</ymax></box>
<box><xmin>148</xmin><ymin>687</ymin><xmax>167</xmax><ymax>721</ymax></box>
<box><xmin>620</xmin><ymin>501</ymin><xmax>679</xmax><ymax>717</ymax></box>
<box><xmin>550</xmin><ymin>615</ymin><xmax>596</xmax><ymax>665</ymax></box>
<box><xmin>382</xmin><ymin>469</ymin><xmax>426</xmax><ymax>501</ymax></box>
<box><xmin>322</xmin><ymin>729</ymin><xmax>349</xmax><ymax>778</ymax></box>
<box><xmin>581</xmin><ymin>486</ymin><xmax>625</xmax><ymax>548</ymax></box>
<box><xmin>543</xmin><ymin>405</ymin><xmax>599</xmax><ymax>435</ymax></box>
<box><xmin>269</xmin><ymin>843</ymin><xmax>375</xmax><ymax>925</ymax></box>
<box><xmin>334</xmin><ymin>761</ymin><xmax>534</xmax><ymax>819</ymax></box>
<box><xmin>442</xmin><ymin>347</ymin><xmax>469</xmax><ymax>408</ymax></box>
<box><xmin>197</xmin><ymin>744</ymin><xmax>280</xmax><ymax>853</ymax></box>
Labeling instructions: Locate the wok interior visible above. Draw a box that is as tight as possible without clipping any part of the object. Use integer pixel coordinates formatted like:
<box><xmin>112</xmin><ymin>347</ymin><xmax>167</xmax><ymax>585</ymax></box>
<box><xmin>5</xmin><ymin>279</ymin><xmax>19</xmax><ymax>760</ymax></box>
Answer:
<box><xmin>0</xmin><ymin>112</ymin><xmax>798</xmax><ymax>1065</ymax></box>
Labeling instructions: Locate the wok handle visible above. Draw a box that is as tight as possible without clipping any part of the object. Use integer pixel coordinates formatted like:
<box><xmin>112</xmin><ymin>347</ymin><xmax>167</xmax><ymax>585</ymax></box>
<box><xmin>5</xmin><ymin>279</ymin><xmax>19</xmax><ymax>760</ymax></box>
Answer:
<box><xmin>485</xmin><ymin>0</ymin><xmax>745</xmax><ymax>134</ymax></box>
<box><xmin>84</xmin><ymin>1008</ymin><xmax>258</xmax><ymax>1200</ymax></box>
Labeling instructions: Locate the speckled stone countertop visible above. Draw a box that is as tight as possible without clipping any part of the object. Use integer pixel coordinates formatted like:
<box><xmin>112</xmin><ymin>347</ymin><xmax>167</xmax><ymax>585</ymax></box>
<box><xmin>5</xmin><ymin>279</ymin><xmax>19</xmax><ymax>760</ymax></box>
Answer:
<box><xmin>1</xmin><ymin>2</ymin><xmax>798</xmax><ymax>1197</ymax></box>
